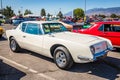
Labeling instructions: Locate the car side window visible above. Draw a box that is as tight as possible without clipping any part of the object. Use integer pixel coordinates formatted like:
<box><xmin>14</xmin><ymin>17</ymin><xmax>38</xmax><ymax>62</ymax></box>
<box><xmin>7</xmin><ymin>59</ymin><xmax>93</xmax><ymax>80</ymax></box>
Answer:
<box><xmin>99</xmin><ymin>24</ymin><xmax>112</xmax><ymax>32</ymax></box>
<box><xmin>43</xmin><ymin>24</ymin><xmax>50</xmax><ymax>34</ymax></box>
<box><xmin>99</xmin><ymin>24</ymin><xmax>104</xmax><ymax>31</ymax></box>
<box><xmin>111</xmin><ymin>25</ymin><xmax>120</xmax><ymax>32</ymax></box>
<box><xmin>21</xmin><ymin>23</ymin><xmax>27</xmax><ymax>32</ymax></box>
<box><xmin>25</xmin><ymin>23</ymin><xmax>42</xmax><ymax>35</ymax></box>
<box><xmin>104</xmin><ymin>24</ymin><xmax>111</xmax><ymax>32</ymax></box>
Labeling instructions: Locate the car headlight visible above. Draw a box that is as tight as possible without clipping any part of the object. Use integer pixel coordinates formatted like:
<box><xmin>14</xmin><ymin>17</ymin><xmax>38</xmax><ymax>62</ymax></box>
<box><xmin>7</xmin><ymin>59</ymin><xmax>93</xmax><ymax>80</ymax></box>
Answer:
<box><xmin>90</xmin><ymin>46</ymin><xmax>95</xmax><ymax>54</ymax></box>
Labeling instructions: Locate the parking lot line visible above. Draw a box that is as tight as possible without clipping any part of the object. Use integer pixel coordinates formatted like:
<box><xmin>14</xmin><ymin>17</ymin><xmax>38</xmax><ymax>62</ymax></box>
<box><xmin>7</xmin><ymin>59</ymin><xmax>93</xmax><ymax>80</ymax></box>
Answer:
<box><xmin>0</xmin><ymin>55</ymin><xmax>56</xmax><ymax>80</ymax></box>
<box><xmin>0</xmin><ymin>43</ymin><xmax>7</xmax><ymax>46</ymax></box>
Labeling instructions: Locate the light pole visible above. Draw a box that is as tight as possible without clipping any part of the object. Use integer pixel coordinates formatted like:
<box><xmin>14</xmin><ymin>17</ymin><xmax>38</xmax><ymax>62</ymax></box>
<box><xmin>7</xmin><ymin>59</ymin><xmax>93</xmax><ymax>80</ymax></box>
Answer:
<box><xmin>84</xmin><ymin>0</ymin><xmax>86</xmax><ymax>16</ymax></box>
<box><xmin>84</xmin><ymin>0</ymin><xmax>87</xmax><ymax>23</ymax></box>
<box><xmin>0</xmin><ymin>0</ymin><xmax>3</xmax><ymax>14</ymax></box>
<box><xmin>21</xmin><ymin>7</ymin><xmax>23</xmax><ymax>16</ymax></box>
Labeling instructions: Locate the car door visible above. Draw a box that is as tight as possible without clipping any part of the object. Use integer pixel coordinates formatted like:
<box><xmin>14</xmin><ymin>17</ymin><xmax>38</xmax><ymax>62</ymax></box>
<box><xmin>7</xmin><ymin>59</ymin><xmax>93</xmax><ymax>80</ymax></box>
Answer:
<box><xmin>20</xmin><ymin>23</ymin><xmax>44</xmax><ymax>53</ymax></box>
<box><xmin>97</xmin><ymin>24</ymin><xmax>120</xmax><ymax>46</ymax></box>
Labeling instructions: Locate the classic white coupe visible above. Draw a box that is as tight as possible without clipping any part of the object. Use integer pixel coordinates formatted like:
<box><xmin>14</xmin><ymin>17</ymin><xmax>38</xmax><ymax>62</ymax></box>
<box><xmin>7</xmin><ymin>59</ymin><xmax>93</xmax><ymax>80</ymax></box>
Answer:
<box><xmin>6</xmin><ymin>21</ymin><xmax>113</xmax><ymax>69</ymax></box>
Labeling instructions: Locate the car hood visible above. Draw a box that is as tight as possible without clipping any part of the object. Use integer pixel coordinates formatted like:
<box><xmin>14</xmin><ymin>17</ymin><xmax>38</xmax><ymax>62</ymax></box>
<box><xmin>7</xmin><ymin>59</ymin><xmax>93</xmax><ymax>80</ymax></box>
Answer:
<box><xmin>51</xmin><ymin>32</ymin><xmax>101</xmax><ymax>43</ymax></box>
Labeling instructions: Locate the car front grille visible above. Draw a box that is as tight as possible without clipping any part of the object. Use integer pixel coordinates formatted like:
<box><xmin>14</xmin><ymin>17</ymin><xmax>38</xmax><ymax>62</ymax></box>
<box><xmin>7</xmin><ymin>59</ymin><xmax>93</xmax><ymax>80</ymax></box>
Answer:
<box><xmin>94</xmin><ymin>41</ymin><xmax>107</xmax><ymax>54</ymax></box>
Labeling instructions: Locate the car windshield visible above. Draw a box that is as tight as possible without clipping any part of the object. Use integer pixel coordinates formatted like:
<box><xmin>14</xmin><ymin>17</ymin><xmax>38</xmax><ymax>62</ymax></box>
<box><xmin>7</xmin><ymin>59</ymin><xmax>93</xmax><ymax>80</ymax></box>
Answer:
<box><xmin>42</xmin><ymin>23</ymin><xmax>68</xmax><ymax>34</ymax></box>
<box><xmin>83</xmin><ymin>24</ymin><xmax>92</xmax><ymax>29</ymax></box>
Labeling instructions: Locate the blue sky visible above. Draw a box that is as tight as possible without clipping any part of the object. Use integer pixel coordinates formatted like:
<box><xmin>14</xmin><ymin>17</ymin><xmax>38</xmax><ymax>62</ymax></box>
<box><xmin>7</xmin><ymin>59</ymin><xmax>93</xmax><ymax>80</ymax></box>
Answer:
<box><xmin>2</xmin><ymin>0</ymin><xmax>120</xmax><ymax>15</ymax></box>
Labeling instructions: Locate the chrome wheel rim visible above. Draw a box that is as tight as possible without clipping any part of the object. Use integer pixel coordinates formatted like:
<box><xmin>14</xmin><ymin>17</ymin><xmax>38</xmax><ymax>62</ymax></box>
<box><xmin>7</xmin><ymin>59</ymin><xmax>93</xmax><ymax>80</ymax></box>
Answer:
<box><xmin>10</xmin><ymin>40</ymin><xmax>16</xmax><ymax>51</ymax></box>
<box><xmin>55</xmin><ymin>51</ymin><xmax>67</xmax><ymax>67</ymax></box>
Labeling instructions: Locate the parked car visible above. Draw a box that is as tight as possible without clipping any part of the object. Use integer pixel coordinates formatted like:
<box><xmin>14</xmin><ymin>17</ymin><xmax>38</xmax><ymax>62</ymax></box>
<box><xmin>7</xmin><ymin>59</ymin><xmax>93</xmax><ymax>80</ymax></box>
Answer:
<box><xmin>77</xmin><ymin>21</ymin><xmax>120</xmax><ymax>47</ymax></box>
<box><xmin>58</xmin><ymin>20</ymin><xmax>83</xmax><ymax>31</ymax></box>
<box><xmin>0</xmin><ymin>26</ymin><xmax>4</xmax><ymax>38</ymax></box>
<box><xmin>58</xmin><ymin>20</ymin><xmax>73</xmax><ymax>31</ymax></box>
<box><xmin>6</xmin><ymin>21</ymin><xmax>113</xmax><ymax>69</ymax></box>
<box><xmin>73</xmin><ymin>24</ymin><xmax>91</xmax><ymax>32</ymax></box>
<box><xmin>12</xmin><ymin>18</ymin><xmax>24</xmax><ymax>26</ymax></box>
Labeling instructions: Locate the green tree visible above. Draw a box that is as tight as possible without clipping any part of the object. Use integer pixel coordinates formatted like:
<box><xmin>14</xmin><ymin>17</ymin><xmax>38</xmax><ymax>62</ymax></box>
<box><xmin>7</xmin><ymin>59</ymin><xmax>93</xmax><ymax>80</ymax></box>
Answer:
<box><xmin>73</xmin><ymin>8</ymin><xmax>84</xmax><ymax>18</ymax></box>
<box><xmin>110</xmin><ymin>14</ymin><xmax>117</xmax><ymax>18</ymax></box>
<box><xmin>2</xmin><ymin>6</ymin><xmax>15</xmax><ymax>19</ymax></box>
<box><xmin>98</xmin><ymin>14</ymin><xmax>106</xmax><ymax>18</ymax></box>
<box><xmin>18</xmin><ymin>10</ymin><xmax>22</xmax><ymax>17</ymax></box>
<box><xmin>41</xmin><ymin>8</ymin><xmax>46</xmax><ymax>17</ymax></box>
<box><xmin>24</xmin><ymin>9</ymin><xmax>32</xmax><ymax>15</ymax></box>
<box><xmin>47</xmin><ymin>13</ymin><xmax>51</xmax><ymax>18</ymax></box>
<box><xmin>57</xmin><ymin>11</ymin><xmax>63</xmax><ymax>18</ymax></box>
<box><xmin>118</xmin><ymin>15</ymin><xmax>120</xmax><ymax>19</ymax></box>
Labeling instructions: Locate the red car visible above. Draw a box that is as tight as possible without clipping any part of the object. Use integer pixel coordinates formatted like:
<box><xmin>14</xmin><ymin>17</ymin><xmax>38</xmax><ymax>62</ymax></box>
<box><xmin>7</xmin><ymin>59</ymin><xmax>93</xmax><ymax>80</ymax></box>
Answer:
<box><xmin>74</xmin><ymin>21</ymin><xmax>120</xmax><ymax>47</ymax></box>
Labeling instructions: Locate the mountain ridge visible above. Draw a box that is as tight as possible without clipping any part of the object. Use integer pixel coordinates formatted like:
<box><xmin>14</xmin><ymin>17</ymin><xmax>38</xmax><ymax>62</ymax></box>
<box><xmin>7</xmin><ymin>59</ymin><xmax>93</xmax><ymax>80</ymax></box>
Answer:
<box><xmin>86</xmin><ymin>7</ymin><xmax>120</xmax><ymax>16</ymax></box>
<box><xmin>64</xmin><ymin>7</ymin><xmax>120</xmax><ymax>16</ymax></box>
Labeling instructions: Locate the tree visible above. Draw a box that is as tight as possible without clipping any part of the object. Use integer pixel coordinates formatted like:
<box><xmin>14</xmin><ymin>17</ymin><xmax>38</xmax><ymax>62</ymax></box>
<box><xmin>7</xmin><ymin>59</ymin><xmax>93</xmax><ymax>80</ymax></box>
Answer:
<box><xmin>18</xmin><ymin>10</ymin><xmax>22</xmax><ymax>17</ymax></box>
<box><xmin>110</xmin><ymin>14</ymin><xmax>117</xmax><ymax>18</ymax></box>
<box><xmin>24</xmin><ymin>9</ymin><xmax>32</xmax><ymax>15</ymax></box>
<box><xmin>18</xmin><ymin>10</ymin><xmax>21</xmax><ymax>15</ymax></box>
<box><xmin>118</xmin><ymin>15</ymin><xmax>120</xmax><ymax>19</ymax></box>
<box><xmin>98</xmin><ymin>14</ymin><xmax>106</xmax><ymax>18</ymax></box>
<box><xmin>73</xmin><ymin>8</ymin><xmax>84</xmax><ymax>18</ymax></box>
<box><xmin>41</xmin><ymin>8</ymin><xmax>46</xmax><ymax>17</ymax></box>
<box><xmin>57</xmin><ymin>11</ymin><xmax>63</xmax><ymax>18</ymax></box>
<box><xmin>47</xmin><ymin>13</ymin><xmax>51</xmax><ymax>18</ymax></box>
<box><xmin>2</xmin><ymin>6</ymin><xmax>15</xmax><ymax>19</ymax></box>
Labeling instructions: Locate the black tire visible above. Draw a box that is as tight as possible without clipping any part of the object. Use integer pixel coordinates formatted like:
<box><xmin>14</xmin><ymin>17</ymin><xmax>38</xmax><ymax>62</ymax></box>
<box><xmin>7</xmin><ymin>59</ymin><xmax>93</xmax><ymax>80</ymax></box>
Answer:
<box><xmin>9</xmin><ymin>37</ymin><xmax>21</xmax><ymax>52</ymax></box>
<box><xmin>53</xmin><ymin>46</ymin><xmax>74</xmax><ymax>69</ymax></box>
<box><xmin>0</xmin><ymin>34</ymin><xmax>2</xmax><ymax>38</ymax></box>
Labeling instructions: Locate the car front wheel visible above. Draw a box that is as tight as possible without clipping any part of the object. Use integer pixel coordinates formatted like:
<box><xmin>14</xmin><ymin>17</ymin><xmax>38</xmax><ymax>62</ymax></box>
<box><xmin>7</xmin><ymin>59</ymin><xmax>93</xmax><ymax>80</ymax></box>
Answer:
<box><xmin>10</xmin><ymin>37</ymin><xmax>21</xmax><ymax>52</ymax></box>
<box><xmin>54</xmin><ymin>46</ymin><xmax>74</xmax><ymax>69</ymax></box>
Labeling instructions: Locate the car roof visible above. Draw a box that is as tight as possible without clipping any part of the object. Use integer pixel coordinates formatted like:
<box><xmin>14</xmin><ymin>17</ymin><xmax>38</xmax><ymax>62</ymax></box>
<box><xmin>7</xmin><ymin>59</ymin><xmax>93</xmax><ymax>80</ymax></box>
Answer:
<box><xmin>95</xmin><ymin>21</ymin><xmax>120</xmax><ymax>25</ymax></box>
<box><xmin>23</xmin><ymin>21</ymin><xmax>60</xmax><ymax>24</ymax></box>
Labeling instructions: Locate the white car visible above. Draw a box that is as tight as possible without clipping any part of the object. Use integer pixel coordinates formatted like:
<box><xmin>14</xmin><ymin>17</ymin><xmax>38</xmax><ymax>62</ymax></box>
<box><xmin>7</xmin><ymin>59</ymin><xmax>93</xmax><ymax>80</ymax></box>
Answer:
<box><xmin>6</xmin><ymin>21</ymin><xmax>113</xmax><ymax>69</ymax></box>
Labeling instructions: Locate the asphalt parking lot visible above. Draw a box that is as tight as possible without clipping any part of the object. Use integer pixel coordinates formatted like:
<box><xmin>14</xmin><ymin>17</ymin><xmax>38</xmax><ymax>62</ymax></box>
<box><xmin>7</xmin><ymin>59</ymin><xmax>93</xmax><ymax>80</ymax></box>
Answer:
<box><xmin>0</xmin><ymin>24</ymin><xmax>120</xmax><ymax>80</ymax></box>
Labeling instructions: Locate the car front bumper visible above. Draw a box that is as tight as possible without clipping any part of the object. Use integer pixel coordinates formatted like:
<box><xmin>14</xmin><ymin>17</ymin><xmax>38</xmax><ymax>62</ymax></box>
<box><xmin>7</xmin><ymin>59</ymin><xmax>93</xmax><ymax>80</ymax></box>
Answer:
<box><xmin>77</xmin><ymin>50</ymin><xmax>109</xmax><ymax>62</ymax></box>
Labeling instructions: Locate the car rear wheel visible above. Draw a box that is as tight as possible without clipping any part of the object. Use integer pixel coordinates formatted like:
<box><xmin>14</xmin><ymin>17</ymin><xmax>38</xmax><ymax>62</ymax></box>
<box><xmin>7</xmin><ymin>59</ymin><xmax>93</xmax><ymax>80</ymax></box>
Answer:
<box><xmin>54</xmin><ymin>46</ymin><xmax>74</xmax><ymax>69</ymax></box>
<box><xmin>0</xmin><ymin>34</ymin><xmax>2</xmax><ymax>38</ymax></box>
<box><xmin>10</xmin><ymin>37</ymin><xmax>21</xmax><ymax>52</ymax></box>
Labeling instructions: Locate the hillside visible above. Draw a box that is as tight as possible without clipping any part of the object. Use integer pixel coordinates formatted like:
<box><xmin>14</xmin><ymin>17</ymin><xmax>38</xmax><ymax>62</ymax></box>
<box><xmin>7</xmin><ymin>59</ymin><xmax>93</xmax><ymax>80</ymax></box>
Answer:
<box><xmin>86</xmin><ymin>7</ymin><xmax>120</xmax><ymax>16</ymax></box>
<box><xmin>64</xmin><ymin>7</ymin><xmax>120</xmax><ymax>16</ymax></box>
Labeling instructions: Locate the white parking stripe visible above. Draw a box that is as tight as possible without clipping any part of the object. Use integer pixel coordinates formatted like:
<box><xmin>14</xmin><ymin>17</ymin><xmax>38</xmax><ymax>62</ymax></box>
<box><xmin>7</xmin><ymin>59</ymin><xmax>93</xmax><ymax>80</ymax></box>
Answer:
<box><xmin>38</xmin><ymin>73</ymin><xmax>56</xmax><ymax>80</ymax></box>
<box><xmin>0</xmin><ymin>56</ymin><xmax>28</xmax><ymax>69</ymax></box>
<box><xmin>28</xmin><ymin>68</ymin><xmax>38</xmax><ymax>73</ymax></box>
<box><xmin>0</xmin><ymin>55</ymin><xmax>56</xmax><ymax>80</ymax></box>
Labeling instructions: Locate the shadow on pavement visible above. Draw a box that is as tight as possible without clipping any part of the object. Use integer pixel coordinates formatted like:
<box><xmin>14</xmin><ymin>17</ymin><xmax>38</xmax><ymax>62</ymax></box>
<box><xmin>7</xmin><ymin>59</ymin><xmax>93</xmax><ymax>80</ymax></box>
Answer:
<box><xmin>32</xmin><ymin>52</ymin><xmax>120</xmax><ymax>80</ymax></box>
<box><xmin>103</xmin><ymin>56</ymin><xmax>120</xmax><ymax>70</ymax></box>
<box><xmin>68</xmin><ymin>59</ymin><xmax>120</xmax><ymax>80</ymax></box>
<box><xmin>112</xmin><ymin>47</ymin><xmax>120</xmax><ymax>52</ymax></box>
<box><xmin>19</xmin><ymin>50</ymin><xmax>54</xmax><ymax>63</ymax></box>
<box><xmin>0</xmin><ymin>59</ymin><xmax>26</xmax><ymax>80</ymax></box>
<box><xmin>16</xmin><ymin>50</ymin><xmax>120</xmax><ymax>80</ymax></box>
<box><xmin>0</xmin><ymin>36</ymin><xmax>7</xmax><ymax>41</ymax></box>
